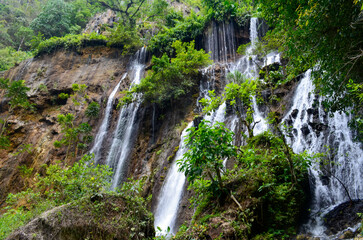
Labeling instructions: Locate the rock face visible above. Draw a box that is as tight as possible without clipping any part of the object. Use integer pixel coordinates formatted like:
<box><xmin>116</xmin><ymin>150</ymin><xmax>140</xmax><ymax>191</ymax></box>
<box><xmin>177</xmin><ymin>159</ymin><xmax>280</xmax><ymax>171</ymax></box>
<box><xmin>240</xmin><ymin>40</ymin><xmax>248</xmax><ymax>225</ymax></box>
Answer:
<box><xmin>83</xmin><ymin>9</ymin><xmax>118</xmax><ymax>34</ymax></box>
<box><xmin>324</xmin><ymin>200</ymin><xmax>363</xmax><ymax>235</ymax></box>
<box><xmin>0</xmin><ymin>47</ymin><xmax>130</xmax><ymax>205</ymax></box>
<box><xmin>6</xmin><ymin>194</ymin><xmax>155</xmax><ymax>240</ymax></box>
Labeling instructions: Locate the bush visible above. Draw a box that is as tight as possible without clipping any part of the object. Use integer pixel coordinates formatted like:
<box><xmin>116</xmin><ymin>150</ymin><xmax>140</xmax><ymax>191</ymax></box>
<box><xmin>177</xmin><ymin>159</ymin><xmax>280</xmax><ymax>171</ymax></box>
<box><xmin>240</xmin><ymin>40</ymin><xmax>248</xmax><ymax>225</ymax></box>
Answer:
<box><xmin>33</xmin><ymin>33</ymin><xmax>107</xmax><ymax>56</ymax></box>
<box><xmin>106</xmin><ymin>23</ymin><xmax>142</xmax><ymax>55</ymax></box>
<box><xmin>122</xmin><ymin>40</ymin><xmax>212</xmax><ymax>107</ymax></box>
<box><xmin>0</xmin><ymin>47</ymin><xmax>32</xmax><ymax>71</ymax></box>
<box><xmin>85</xmin><ymin>101</ymin><xmax>100</xmax><ymax>118</ymax></box>
<box><xmin>0</xmin><ymin>154</ymin><xmax>112</xmax><ymax>239</ymax></box>
<box><xmin>149</xmin><ymin>12</ymin><xmax>207</xmax><ymax>55</ymax></box>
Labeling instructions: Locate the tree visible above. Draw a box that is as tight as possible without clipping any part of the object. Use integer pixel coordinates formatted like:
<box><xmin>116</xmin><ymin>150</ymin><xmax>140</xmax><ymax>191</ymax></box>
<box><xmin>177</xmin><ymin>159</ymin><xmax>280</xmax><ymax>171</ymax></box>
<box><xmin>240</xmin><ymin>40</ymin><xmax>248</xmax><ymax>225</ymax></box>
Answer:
<box><xmin>30</xmin><ymin>0</ymin><xmax>73</xmax><ymax>38</ymax></box>
<box><xmin>178</xmin><ymin>120</ymin><xmax>236</xmax><ymax>193</ymax></box>
<box><xmin>0</xmin><ymin>78</ymin><xmax>32</xmax><ymax>149</ymax></box>
<box><xmin>122</xmin><ymin>40</ymin><xmax>212</xmax><ymax>107</ymax></box>
<box><xmin>201</xmin><ymin>71</ymin><xmax>258</xmax><ymax>138</ymax></box>
<box><xmin>256</xmin><ymin>0</ymin><xmax>363</xmax><ymax>136</ymax></box>
<box><xmin>91</xmin><ymin>0</ymin><xmax>147</xmax><ymax>26</ymax></box>
<box><xmin>85</xmin><ymin>101</ymin><xmax>100</xmax><ymax>118</ymax></box>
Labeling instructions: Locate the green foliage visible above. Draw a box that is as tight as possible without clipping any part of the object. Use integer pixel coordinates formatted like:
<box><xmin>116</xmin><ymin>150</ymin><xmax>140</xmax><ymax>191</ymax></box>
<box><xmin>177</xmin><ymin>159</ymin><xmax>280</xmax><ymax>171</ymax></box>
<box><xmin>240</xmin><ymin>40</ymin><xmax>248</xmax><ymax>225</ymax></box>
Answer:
<box><xmin>149</xmin><ymin>12</ymin><xmax>207</xmax><ymax>55</ymax></box>
<box><xmin>178</xmin><ymin>120</ymin><xmax>236</xmax><ymax>194</ymax></box>
<box><xmin>92</xmin><ymin>0</ymin><xmax>147</xmax><ymax>26</ymax></box>
<box><xmin>0</xmin><ymin>47</ymin><xmax>32</xmax><ymax>71</ymax></box>
<box><xmin>106</xmin><ymin>23</ymin><xmax>142</xmax><ymax>55</ymax></box>
<box><xmin>55</xmin><ymin>113</ymin><xmax>93</xmax><ymax>157</ymax></box>
<box><xmin>71</xmin><ymin>83</ymin><xmax>88</xmax><ymax>106</ymax></box>
<box><xmin>33</xmin><ymin>33</ymin><xmax>107</xmax><ymax>56</ymax></box>
<box><xmin>237</xmin><ymin>131</ymin><xmax>310</xmax><ymax>237</ymax></box>
<box><xmin>85</xmin><ymin>101</ymin><xmax>100</xmax><ymax>118</ymax></box>
<box><xmin>256</xmin><ymin>0</ymin><xmax>363</xmax><ymax>135</ymax></box>
<box><xmin>58</xmin><ymin>92</ymin><xmax>69</xmax><ymax>100</ymax></box>
<box><xmin>201</xmin><ymin>0</ymin><xmax>253</xmax><ymax>23</ymax></box>
<box><xmin>201</xmin><ymin>72</ymin><xmax>258</xmax><ymax>138</ymax></box>
<box><xmin>0</xmin><ymin>135</ymin><xmax>11</xmax><ymax>150</ymax></box>
<box><xmin>124</xmin><ymin>40</ymin><xmax>212</xmax><ymax>107</ymax></box>
<box><xmin>0</xmin><ymin>153</ymin><xmax>112</xmax><ymax>240</ymax></box>
<box><xmin>0</xmin><ymin>78</ymin><xmax>32</xmax><ymax>149</ymax></box>
<box><xmin>0</xmin><ymin>78</ymin><xmax>32</xmax><ymax>110</ymax></box>
<box><xmin>30</xmin><ymin>0</ymin><xmax>93</xmax><ymax>38</ymax></box>
<box><xmin>177</xmin><ymin>130</ymin><xmax>311</xmax><ymax>239</ymax></box>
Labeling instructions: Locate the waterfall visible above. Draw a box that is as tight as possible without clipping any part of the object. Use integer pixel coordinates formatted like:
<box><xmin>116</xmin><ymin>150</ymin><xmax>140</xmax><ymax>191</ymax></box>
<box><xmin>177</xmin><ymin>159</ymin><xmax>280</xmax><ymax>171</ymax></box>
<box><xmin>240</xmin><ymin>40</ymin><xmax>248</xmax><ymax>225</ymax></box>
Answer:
<box><xmin>154</xmin><ymin>121</ymin><xmax>192</xmax><ymax>236</ymax></box>
<box><xmin>90</xmin><ymin>73</ymin><xmax>127</xmax><ymax>163</ymax></box>
<box><xmin>154</xmin><ymin>77</ymin><xmax>228</xmax><ymax>236</ymax></box>
<box><xmin>106</xmin><ymin>47</ymin><xmax>147</xmax><ymax>190</ymax></box>
<box><xmin>282</xmin><ymin>70</ymin><xmax>363</xmax><ymax>237</ymax></box>
<box><xmin>228</xmin><ymin>17</ymin><xmax>272</xmax><ymax>136</ymax></box>
<box><xmin>204</xmin><ymin>20</ymin><xmax>236</xmax><ymax>62</ymax></box>
<box><xmin>154</xmin><ymin>17</ymin><xmax>281</xmax><ymax>236</ymax></box>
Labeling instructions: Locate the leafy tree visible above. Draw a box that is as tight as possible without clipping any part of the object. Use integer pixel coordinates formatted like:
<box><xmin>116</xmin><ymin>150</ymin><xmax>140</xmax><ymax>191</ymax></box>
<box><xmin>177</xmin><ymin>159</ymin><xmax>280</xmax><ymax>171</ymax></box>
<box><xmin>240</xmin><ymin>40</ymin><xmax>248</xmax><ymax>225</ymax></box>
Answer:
<box><xmin>122</xmin><ymin>40</ymin><xmax>212</xmax><ymax>107</ymax></box>
<box><xmin>201</xmin><ymin>71</ymin><xmax>258</xmax><ymax>138</ymax></box>
<box><xmin>30</xmin><ymin>0</ymin><xmax>94</xmax><ymax>39</ymax></box>
<box><xmin>178</xmin><ymin>120</ymin><xmax>236</xmax><ymax>194</ymax></box>
<box><xmin>30</xmin><ymin>0</ymin><xmax>73</xmax><ymax>38</ymax></box>
<box><xmin>0</xmin><ymin>78</ymin><xmax>32</xmax><ymax>149</ymax></box>
<box><xmin>54</xmin><ymin>113</ymin><xmax>93</xmax><ymax>159</ymax></box>
<box><xmin>0</xmin><ymin>47</ymin><xmax>32</xmax><ymax>71</ymax></box>
<box><xmin>85</xmin><ymin>101</ymin><xmax>100</xmax><ymax>118</ymax></box>
<box><xmin>256</xmin><ymin>0</ymin><xmax>363</xmax><ymax>135</ymax></box>
<box><xmin>54</xmin><ymin>84</ymin><xmax>94</xmax><ymax>159</ymax></box>
<box><xmin>107</xmin><ymin>23</ymin><xmax>142</xmax><ymax>54</ymax></box>
<box><xmin>148</xmin><ymin>12</ymin><xmax>207</xmax><ymax>55</ymax></box>
<box><xmin>91</xmin><ymin>0</ymin><xmax>147</xmax><ymax>26</ymax></box>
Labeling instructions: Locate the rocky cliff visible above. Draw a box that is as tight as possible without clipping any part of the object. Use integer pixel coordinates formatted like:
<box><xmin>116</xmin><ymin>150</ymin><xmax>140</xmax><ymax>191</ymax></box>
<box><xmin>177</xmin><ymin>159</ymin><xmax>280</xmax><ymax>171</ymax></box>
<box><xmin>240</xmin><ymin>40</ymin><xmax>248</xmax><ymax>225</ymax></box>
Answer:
<box><xmin>0</xmin><ymin>47</ymin><xmax>130</xmax><ymax>206</ymax></box>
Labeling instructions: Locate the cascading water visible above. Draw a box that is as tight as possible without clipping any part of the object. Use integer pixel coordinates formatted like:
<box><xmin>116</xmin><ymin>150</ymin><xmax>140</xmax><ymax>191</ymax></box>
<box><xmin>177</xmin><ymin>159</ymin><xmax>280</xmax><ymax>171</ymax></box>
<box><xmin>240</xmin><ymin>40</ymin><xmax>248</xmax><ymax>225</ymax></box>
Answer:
<box><xmin>204</xmin><ymin>20</ymin><xmax>236</xmax><ymax>62</ymax></box>
<box><xmin>228</xmin><ymin>17</ymin><xmax>271</xmax><ymax>136</ymax></box>
<box><xmin>154</xmin><ymin>83</ymin><xmax>228</xmax><ymax>236</ymax></box>
<box><xmin>154</xmin><ymin>121</ymin><xmax>192</xmax><ymax>236</ymax></box>
<box><xmin>106</xmin><ymin>47</ymin><xmax>147</xmax><ymax>190</ymax></box>
<box><xmin>282</xmin><ymin>70</ymin><xmax>363</xmax><ymax>238</ymax></box>
<box><xmin>154</xmin><ymin>17</ymin><xmax>277</xmax><ymax>236</ymax></box>
<box><xmin>90</xmin><ymin>73</ymin><xmax>127</xmax><ymax>163</ymax></box>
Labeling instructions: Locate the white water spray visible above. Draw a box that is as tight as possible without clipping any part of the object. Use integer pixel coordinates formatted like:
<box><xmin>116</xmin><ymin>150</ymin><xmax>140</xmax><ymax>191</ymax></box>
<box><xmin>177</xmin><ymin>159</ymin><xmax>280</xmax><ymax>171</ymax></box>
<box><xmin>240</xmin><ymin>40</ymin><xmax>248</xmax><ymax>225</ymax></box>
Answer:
<box><xmin>282</xmin><ymin>70</ymin><xmax>363</xmax><ymax>237</ymax></box>
<box><xmin>106</xmin><ymin>47</ymin><xmax>147</xmax><ymax>190</ymax></box>
<box><xmin>90</xmin><ymin>74</ymin><xmax>127</xmax><ymax>163</ymax></box>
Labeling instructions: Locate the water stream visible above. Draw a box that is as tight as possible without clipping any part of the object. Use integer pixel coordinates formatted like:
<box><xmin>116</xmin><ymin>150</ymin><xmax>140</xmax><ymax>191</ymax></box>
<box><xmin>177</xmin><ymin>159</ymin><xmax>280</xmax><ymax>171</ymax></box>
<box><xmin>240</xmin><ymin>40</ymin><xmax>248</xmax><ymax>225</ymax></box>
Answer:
<box><xmin>154</xmin><ymin>17</ymin><xmax>270</xmax><ymax>237</ymax></box>
<box><xmin>90</xmin><ymin>73</ymin><xmax>127</xmax><ymax>163</ymax></box>
<box><xmin>282</xmin><ymin>70</ymin><xmax>363</xmax><ymax>238</ymax></box>
<box><xmin>105</xmin><ymin>47</ymin><xmax>147</xmax><ymax>190</ymax></box>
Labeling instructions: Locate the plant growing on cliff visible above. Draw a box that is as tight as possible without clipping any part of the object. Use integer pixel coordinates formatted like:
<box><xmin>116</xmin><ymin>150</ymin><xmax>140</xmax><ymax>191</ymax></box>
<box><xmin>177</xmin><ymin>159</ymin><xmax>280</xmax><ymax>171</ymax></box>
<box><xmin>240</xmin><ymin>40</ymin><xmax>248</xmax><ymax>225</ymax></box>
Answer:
<box><xmin>85</xmin><ymin>101</ymin><xmax>100</xmax><ymax>118</ymax></box>
<box><xmin>201</xmin><ymin>71</ymin><xmax>259</xmax><ymax>138</ymax></box>
<box><xmin>178</xmin><ymin>120</ymin><xmax>236</xmax><ymax>195</ymax></box>
<box><xmin>0</xmin><ymin>78</ymin><xmax>32</xmax><ymax>149</ymax></box>
<box><xmin>121</xmin><ymin>40</ymin><xmax>212</xmax><ymax>107</ymax></box>
<box><xmin>256</xmin><ymin>0</ymin><xmax>363</xmax><ymax>141</ymax></box>
<box><xmin>54</xmin><ymin>113</ymin><xmax>93</xmax><ymax>159</ymax></box>
<box><xmin>176</xmin><ymin>130</ymin><xmax>311</xmax><ymax>239</ymax></box>
<box><xmin>0</xmin><ymin>153</ymin><xmax>113</xmax><ymax>240</ymax></box>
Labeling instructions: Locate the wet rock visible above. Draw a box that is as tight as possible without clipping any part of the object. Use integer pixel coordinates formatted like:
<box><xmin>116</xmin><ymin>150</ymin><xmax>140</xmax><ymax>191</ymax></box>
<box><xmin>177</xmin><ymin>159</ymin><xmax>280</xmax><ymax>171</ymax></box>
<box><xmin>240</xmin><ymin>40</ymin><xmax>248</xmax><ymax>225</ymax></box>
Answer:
<box><xmin>338</xmin><ymin>230</ymin><xmax>356</xmax><ymax>239</ymax></box>
<box><xmin>324</xmin><ymin>200</ymin><xmax>363</xmax><ymax>235</ymax></box>
<box><xmin>296</xmin><ymin>234</ymin><xmax>320</xmax><ymax>240</ymax></box>
<box><xmin>308</xmin><ymin>122</ymin><xmax>328</xmax><ymax>135</ymax></box>
<box><xmin>301</xmin><ymin>124</ymin><xmax>310</xmax><ymax>136</ymax></box>
<box><xmin>307</xmin><ymin>108</ymin><xmax>318</xmax><ymax>115</ymax></box>
<box><xmin>193</xmin><ymin>115</ymin><xmax>203</xmax><ymax>128</ymax></box>
<box><xmin>291</xmin><ymin>109</ymin><xmax>299</xmax><ymax>119</ymax></box>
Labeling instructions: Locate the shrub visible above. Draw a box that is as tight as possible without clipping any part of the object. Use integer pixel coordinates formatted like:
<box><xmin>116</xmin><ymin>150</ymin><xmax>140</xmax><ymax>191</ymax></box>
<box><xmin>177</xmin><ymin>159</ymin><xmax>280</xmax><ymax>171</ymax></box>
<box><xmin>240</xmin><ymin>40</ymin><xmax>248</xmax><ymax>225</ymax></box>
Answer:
<box><xmin>122</xmin><ymin>40</ymin><xmax>212</xmax><ymax>107</ymax></box>
<box><xmin>85</xmin><ymin>101</ymin><xmax>100</xmax><ymax>118</ymax></box>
